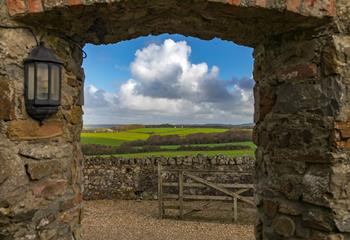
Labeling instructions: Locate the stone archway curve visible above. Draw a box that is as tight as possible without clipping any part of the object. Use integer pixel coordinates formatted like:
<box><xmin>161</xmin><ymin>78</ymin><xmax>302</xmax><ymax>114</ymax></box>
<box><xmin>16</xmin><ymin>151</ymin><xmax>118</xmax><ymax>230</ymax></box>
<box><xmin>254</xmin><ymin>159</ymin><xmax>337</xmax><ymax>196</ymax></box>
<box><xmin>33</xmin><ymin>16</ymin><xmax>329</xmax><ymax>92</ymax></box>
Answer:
<box><xmin>0</xmin><ymin>0</ymin><xmax>349</xmax><ymax>239</ymax></box>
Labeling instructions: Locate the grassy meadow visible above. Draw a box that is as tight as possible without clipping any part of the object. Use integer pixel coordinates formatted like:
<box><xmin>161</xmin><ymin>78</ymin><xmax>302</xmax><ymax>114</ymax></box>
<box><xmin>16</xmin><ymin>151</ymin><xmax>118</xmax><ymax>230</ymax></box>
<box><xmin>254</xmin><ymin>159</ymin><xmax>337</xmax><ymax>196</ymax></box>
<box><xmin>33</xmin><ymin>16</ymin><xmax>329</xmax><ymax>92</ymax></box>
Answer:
<box><xmin>81</xmin><ymin>131</ymin><xmax>149</xmax><ymax>145</ymax></box>
<box><xmin>81</xmin><ymin>127</ymin><xmax>255</xmax><ymax>158</ymax></box>
<box><xmin>81</xmin><ymin>128</ymin><xmax>228</xmax><ymax>146</ymax></box>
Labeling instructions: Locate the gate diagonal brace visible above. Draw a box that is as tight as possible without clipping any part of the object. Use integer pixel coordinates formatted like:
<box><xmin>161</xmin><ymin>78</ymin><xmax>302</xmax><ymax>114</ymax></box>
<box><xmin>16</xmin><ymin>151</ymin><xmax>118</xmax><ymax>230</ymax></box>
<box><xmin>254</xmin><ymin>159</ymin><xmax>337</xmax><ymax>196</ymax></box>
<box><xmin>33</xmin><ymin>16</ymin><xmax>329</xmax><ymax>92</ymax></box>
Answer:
<box><xmin>184</xmin><ymin>172</ymin><xmax>255</xmax><ymax>206</ymax></box>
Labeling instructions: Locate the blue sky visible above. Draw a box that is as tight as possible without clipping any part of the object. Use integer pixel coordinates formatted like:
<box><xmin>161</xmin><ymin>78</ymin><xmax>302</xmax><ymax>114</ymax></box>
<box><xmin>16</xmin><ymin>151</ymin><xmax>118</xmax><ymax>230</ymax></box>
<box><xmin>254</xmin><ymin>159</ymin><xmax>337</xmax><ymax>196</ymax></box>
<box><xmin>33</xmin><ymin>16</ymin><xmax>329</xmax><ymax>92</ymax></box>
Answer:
<box><xmin>82</xmin><ymin>34</ymin><xmax>254</xmax><ymax>125</ymax></box>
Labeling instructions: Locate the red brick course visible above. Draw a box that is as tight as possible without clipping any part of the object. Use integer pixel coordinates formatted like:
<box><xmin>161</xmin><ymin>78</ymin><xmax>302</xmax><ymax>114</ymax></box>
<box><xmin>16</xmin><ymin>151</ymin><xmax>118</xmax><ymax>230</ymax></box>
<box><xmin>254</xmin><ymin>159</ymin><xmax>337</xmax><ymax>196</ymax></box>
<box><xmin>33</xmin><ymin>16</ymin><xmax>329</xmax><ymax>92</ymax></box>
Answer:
<box><xmin>7</xmin><ymin>0</ymin><xmax>27</xmax><ymax>16</ymax></box>
<box><xmin>27</xmin><ymin>0</ymin><xmax>43</xmax><ymax>13</ymax></box>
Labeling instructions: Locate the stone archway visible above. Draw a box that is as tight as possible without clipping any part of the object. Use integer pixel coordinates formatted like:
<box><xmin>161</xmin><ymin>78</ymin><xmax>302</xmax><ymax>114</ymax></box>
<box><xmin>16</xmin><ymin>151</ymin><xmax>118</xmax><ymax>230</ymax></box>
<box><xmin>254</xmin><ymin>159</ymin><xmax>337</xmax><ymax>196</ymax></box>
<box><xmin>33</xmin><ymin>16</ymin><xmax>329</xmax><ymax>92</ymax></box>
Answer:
<box><xmin>0</xmin><ymin>0</ymin><xmax>349</xmax><ymax>239</ymax></box>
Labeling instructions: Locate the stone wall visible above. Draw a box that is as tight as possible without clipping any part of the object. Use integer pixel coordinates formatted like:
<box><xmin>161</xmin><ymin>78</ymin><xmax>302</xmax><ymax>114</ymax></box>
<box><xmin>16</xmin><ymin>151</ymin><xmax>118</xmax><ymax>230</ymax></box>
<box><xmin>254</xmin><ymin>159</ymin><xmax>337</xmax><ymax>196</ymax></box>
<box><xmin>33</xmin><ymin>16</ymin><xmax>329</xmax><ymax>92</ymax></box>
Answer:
<box><xmin>253</xmin><ymin>20</ymin><xmax>350</xmax><ymax>240</ymax></box>
<box><xmin>0</xmin><ymin>2</ymin><xmax>84</xmax><ymax>239</ymax></box>
<box><xmin>1</xmin><ymin>0</ymin><xmax>350</xmax><ymax>239</ymax></box>
<box><xmin>83</xmin><ymin>155</ymin><xmax>255</xmax><ymax>200</ymax></box>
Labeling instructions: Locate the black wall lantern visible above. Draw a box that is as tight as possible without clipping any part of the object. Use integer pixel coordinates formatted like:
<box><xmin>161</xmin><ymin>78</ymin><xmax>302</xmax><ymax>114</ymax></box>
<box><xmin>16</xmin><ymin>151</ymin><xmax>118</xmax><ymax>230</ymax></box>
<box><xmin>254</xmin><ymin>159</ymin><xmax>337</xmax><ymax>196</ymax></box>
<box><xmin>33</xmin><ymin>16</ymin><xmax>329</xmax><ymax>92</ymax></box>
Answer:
<box><xmin>24</xmin><ymin>43</ymin><xmax>63</xmax><ymax>122</ymax></box>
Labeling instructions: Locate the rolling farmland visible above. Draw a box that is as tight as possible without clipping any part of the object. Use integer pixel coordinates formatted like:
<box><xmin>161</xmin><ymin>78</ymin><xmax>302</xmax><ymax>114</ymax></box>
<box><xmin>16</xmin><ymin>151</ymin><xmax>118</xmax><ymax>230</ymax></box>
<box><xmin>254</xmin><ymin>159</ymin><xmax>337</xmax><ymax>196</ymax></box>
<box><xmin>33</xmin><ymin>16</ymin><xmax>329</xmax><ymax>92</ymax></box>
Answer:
<box><xmin>81</xmin><ymin>127</ymin><xmax>255</xmax><ymax>157</ymax></box>
<box><xmin>81</xmin><ymin>128</ymin><xmax>228</xmax><ymax>145</ymax></box>
<box><xmin>81</xmin><ymin>131</ymin><xmax>149</xmax><ymax>145</ymax></box>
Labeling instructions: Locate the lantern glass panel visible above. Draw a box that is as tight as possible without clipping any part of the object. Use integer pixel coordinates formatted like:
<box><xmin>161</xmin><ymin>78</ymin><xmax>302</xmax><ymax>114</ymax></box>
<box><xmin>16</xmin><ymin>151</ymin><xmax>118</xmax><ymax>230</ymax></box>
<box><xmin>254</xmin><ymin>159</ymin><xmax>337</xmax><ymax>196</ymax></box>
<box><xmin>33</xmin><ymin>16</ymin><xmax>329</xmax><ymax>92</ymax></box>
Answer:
<box><xmin>36</xmin><ymin>63</ymin><xmax>49</xmax><ymax>100</ymax></box>
<box><xmin>27</xmin><ymin>63</ymin><xmax>35</xmax><ymax>100</ymax></box>
<box><xmin>51</xmin><ymin>65</ymin><xmax>60</xmax><ymax>101</ymax></box>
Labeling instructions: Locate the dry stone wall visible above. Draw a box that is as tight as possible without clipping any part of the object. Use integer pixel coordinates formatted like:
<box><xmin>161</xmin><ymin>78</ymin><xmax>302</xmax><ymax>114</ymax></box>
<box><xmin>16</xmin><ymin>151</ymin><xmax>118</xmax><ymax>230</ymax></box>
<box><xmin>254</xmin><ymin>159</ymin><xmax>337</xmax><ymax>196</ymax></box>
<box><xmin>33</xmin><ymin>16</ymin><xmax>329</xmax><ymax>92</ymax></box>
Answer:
<box><xmin>83</xmin><ymin>155</ymin><xmax>255</xmax><ymax>200</ymax></box>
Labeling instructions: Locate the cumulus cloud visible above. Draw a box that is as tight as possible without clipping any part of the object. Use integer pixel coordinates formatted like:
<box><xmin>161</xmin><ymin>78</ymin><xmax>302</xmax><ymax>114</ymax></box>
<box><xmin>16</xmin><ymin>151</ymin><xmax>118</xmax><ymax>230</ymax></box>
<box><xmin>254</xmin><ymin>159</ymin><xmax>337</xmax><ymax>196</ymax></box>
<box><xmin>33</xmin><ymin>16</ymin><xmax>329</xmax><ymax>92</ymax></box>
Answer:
<box><xmin>83</xmin><ymin>39</ymin><xmax>254</xmax><ymax>124</ymax></box>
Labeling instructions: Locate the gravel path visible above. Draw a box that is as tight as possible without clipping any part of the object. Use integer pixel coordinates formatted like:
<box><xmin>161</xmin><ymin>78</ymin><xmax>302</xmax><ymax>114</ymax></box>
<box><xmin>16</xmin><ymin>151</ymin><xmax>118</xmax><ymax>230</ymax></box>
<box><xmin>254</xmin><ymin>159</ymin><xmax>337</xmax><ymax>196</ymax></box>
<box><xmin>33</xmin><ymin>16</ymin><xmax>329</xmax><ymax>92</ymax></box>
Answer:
<box><xmin>82</xmin><ymin>200</ymin><xmax>255</xmax><ymax>240</ymax></box>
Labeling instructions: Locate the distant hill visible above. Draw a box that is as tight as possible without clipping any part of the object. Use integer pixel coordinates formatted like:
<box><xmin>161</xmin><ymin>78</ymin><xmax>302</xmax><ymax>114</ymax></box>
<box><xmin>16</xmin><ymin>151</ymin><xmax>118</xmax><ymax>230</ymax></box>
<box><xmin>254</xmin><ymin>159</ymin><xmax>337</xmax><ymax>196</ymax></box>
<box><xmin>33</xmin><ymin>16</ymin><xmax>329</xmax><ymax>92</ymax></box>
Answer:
<box><xmin>83</xmin><ymin>123</ymin><xmax>254</xmax><ymax>131</ymax></box>
<box><xmin>144</xmin><ymin>123</ymin><xmax>254</xmax><ymax>129</ymax></box>
<box><xmin>83</xmin><ymin>124</ymin><xmax>121</xmax><ymax>130</ymax></box>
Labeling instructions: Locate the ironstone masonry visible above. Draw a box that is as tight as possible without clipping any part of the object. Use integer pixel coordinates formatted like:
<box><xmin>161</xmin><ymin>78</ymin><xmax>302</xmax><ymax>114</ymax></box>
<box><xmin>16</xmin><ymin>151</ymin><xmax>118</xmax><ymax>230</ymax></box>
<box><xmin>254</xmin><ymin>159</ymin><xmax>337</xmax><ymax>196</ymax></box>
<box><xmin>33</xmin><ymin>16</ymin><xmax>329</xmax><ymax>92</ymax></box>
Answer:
<box><xmin>0</xmin><ymin>0</ymin><xmax>349</xmax><ymax>239</ymax></box>
<box><xmin>83</xmin><ymin>155</ymin><xmax>255</xmax><ymax>200</ymax></box>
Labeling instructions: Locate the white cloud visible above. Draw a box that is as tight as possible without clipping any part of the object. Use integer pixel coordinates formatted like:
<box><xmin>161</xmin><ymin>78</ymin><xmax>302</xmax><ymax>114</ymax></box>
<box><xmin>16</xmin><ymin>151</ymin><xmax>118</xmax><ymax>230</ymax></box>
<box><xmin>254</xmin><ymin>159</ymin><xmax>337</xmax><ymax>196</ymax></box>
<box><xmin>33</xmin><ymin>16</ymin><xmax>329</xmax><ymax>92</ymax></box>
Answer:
<box><xmin>83</xmin><ymin>39</ymin><xmax>254</xmax><ymax>124</ymax></box>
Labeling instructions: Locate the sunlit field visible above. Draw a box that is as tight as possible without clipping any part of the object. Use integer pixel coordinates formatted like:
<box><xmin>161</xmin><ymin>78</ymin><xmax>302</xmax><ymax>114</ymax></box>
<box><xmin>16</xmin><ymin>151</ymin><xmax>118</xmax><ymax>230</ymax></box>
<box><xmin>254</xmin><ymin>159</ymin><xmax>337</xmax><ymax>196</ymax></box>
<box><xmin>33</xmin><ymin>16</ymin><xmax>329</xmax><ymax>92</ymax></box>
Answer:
<box><xmin>81</xmin><ymin>127</ymin><xmax>255</xmax><ymax>158</ymax></box>
<box><xmin>81</xmin><ymin>128</ymin><xmax>229</xmax><ymax>146</ymax></box>
<box><xmin>81</xmin><ymin>131</ymin><xmax>149</xmax><ymax>146</ymax></box>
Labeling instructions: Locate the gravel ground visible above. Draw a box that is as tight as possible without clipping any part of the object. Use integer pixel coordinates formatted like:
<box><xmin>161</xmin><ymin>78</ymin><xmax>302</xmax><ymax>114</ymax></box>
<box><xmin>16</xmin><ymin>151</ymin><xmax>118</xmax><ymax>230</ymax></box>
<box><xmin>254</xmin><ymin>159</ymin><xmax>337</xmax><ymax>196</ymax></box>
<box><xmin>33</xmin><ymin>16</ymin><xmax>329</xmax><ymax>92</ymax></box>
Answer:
<box><xmin>82</xmin><ymin>200</ymin><xmax>255</xmax><ymax>240</ymax></box>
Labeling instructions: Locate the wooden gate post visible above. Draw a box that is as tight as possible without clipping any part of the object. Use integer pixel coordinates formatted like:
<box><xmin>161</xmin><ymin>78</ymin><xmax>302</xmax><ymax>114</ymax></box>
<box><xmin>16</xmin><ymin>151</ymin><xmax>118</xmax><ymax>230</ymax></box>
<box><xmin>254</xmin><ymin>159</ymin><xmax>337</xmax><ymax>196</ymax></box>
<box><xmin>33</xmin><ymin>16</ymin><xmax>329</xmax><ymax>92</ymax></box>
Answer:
<box><xmin>179</xmin><ymin>170</ymin><xmax>184</xmax><ymax>219</ymax></box>
<box><xmin>233</xmin><ymin>197</ymin><xmax>238</xmax><ymax>222</ymax></box>
<box><xmin>158</xmin><ymin>162</ymin><xmax>163</xmax><ymax>219</ymax></box>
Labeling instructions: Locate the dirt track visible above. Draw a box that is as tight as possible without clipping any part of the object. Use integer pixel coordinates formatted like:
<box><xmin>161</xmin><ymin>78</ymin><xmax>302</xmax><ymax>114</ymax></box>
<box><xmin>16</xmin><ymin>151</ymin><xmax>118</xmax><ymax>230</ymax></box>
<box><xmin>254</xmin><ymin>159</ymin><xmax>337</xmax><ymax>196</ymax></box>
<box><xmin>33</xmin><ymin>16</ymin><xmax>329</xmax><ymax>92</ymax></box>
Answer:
<box><xmin>82</xmin><ymin>200</ymin><xmax>255</xmax><ymax>240</ymax></box>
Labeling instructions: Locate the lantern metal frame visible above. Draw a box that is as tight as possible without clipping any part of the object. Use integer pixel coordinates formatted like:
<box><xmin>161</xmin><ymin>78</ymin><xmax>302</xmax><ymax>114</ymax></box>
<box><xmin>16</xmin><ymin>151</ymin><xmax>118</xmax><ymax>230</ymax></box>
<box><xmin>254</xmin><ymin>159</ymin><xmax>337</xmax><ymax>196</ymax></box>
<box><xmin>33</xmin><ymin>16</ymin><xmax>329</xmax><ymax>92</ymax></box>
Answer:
<box><xmin>24</xmin><ymin>43</ymin><xmax>63</xmax><ymax>121</ymax></box>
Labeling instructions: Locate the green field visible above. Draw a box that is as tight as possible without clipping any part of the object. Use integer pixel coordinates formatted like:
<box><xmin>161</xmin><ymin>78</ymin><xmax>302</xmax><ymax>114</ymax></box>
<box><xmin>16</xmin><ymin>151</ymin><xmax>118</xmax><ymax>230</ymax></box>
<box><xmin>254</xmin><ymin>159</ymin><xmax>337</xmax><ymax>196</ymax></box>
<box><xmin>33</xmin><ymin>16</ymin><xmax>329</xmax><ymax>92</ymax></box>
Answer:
<box><xmin>81</xmin><ymin>131</ymin><xmax>149</xmax><ymax>145</ymax></box>
<box><xmin>81</xmin><ymin>127</ymin><xmax>255</xmax><ymax>158</ymax></box>
<box><xmin>81</xmin><ymin>127</ymin><xmax>229</xmax><ymax>146</ymax></box>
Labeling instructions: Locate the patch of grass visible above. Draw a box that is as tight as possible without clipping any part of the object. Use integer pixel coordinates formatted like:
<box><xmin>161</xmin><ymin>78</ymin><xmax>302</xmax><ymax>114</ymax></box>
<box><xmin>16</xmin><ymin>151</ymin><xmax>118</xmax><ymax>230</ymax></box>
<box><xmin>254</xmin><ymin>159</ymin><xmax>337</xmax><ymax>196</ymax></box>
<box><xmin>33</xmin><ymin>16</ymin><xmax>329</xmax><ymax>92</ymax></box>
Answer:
<box><xmin>101</xmin><ymin>149</ymin><xmax>255</xmax><ymax>158</ymax></box>
<box><xmin>227</xmin><ymin>141</ymin><xmax>256</xmax><ymax>148</ymax></box>
<box><xmin>80</xmin><ymin>132</ymin><xmax>149</xmax><ymax>146</ymax></box>
<box><xmin>81</xmin><ymin>128</ymin><xmax>232</xmax><ymax>146</ymax></box>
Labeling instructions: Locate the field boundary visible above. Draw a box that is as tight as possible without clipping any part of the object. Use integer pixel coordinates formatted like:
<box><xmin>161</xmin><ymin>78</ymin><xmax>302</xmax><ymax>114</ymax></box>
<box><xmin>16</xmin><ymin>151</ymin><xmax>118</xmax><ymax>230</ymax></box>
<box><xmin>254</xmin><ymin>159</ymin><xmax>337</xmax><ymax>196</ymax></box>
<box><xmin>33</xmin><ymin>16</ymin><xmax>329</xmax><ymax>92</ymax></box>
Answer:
<box><xmin>83</xmin><ymin>155</ymin><xmax>255</xmax><ymax>201</ymax></box>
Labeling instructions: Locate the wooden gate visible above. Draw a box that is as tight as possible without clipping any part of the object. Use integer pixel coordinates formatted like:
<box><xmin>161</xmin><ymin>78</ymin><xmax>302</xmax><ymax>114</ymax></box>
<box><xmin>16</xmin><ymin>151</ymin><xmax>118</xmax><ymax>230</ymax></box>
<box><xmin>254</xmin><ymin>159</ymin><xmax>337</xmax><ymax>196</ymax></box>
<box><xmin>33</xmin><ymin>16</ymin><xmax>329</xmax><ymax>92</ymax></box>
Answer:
<box><xmin>157</xmin><ymin>162</ymin><xmax>255</xmax><ymax>222</ymax></box>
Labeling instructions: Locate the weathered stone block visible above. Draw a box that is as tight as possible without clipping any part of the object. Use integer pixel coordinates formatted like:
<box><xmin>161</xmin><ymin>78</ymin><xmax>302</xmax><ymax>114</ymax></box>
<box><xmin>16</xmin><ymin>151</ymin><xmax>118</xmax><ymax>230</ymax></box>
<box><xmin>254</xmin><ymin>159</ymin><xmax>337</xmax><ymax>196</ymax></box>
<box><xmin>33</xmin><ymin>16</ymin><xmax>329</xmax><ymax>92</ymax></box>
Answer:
<box><xmin>59</xmin><ymin>207</ymin><xmax>80</xmax><ymax>224</ymax></box>
<box><xmin>7</xmin><ymin>119</ymin><xmax>63</xmax><ymax>140</ymax></box>
<box><xmin>0</xmin><ymin>80</ymin><xmax>15</xmax><ymax>120</ymax></box>
<box><xmin>335</xmin><ymin>122</ymin><xmax>350</xmax><ymax>139</ymax></box>
<box><xmin>59</xmin><ymin>193</ymin><xmax>82</xmax><ymax>211</ymax></box>
<box><xmin>18</xmin><ymin>143</ymin><xmax>72</xmax><ymax>160</ymax></box>
<box><xmin>335</xmin><ymin>216</ymin><xmax>350</xmax><ymax>233</ymax></box>
<box><xmin>65</xmin><ymin>106</ymin><xmax>83</xmax><ymax>125</ymax></box>
<box><xmin>302</xmin><ymin>208</ymin><xmax>334</xmax><ymax>232</ymax></box>
<box><xmin>278</xmin><ymin>202</ymin><xmax>302</xmax><ymax>216</ymax></box>
<box><xmin>43</xmin><ymin>0</ymin><xmax>65</xmax><ymax>9</ymax></box>
<box><xmin>302</xmin><ymin>166</ymin><xmax>330</xmax><ymax>207</ymax></box>
<box><xmin>330</xmin><ymin>164</ymin><xmax>350</xmax><ymax>200</ymax></box>
<box><xmin>335</xmin><ymin>139</ymin><xmax>350</xmax><ymax>150</ymax></box>
<box><xmin>67</xmin><ymin>0</ymin><xmax>82</xmax><ymax>6</ymax></box>
<box><xmin>25</xmin><ymin>160</ymin><xmax>65</xmax><ymax>180</ymax></box>
<box><xmin>286</xmin><ymin>0</ymin><xmax>301</xmax><ymax>13</ymax></box>
<box><xmin>31</xmin><ymin>179</ymin><xmax>67</xmax><ymax>200</ymax></box>
<box><xmin>273</xmin><ymin>83</ymin><xmax>326</xmax><ymax>115</ymax></box>
<box><xmin>254</xmin><ymin>0</ymin><xmax>266</xmax><ymax>7</ymax></box>
<box><xmin>275</xmin><ymin>63</ymin><xmax>317</xmax><ymax>81</ymax></box>
<box><xmin>272</xmin><ymin>215</ymin><xmax>296</xmax><ymax>237</ymax></box>
<box><xmin>277</xmin><ymin>174</ymin><xmax>303</xmax><ymax>200</ymax></box>
<box><xmin>323</xmin><ymin>36</ymin><xmax>350</xmax><ymax>76</ymax></box>
<box><xmin>38</xmin><ymin>229</ymin><xmax>57</xmax><ymax>240</ymax></box>
<box><xmin>300</xmin><ymin>0</ymin><xmax>335</xmax><ymax>17</ymax></box>
<box><xmin>254</xmin><ymin>84</ymin><xmax>275</xmax><ymax>122</ymax></box>
<box><xmin>0</xmin><ymin>142</ymin><xmax>28</xmax><ymax>202</ymax></box>
<box><xmin>326</xmin><ymin>234</ymin><xmax>345</xmax><ymax>240</ymax></box>
<box><xmin>263</xmin><ymin>199</ymin><xmax>279</xmax><ymax>218</ymax></box>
